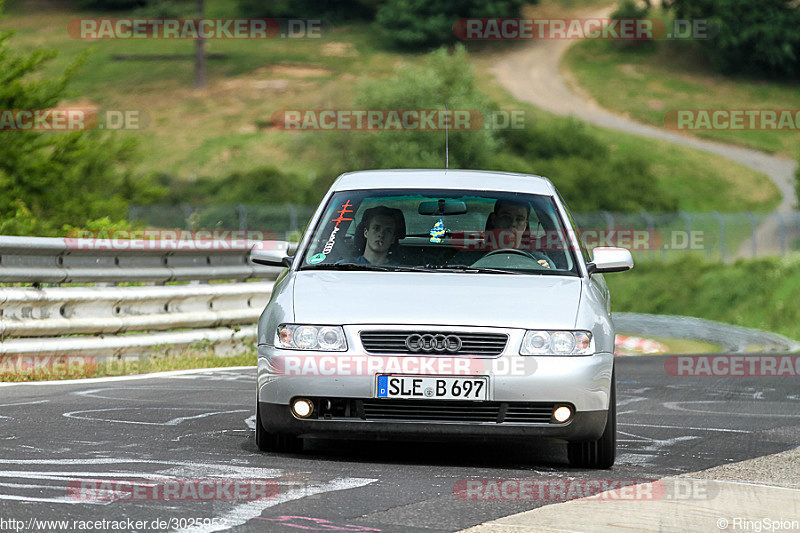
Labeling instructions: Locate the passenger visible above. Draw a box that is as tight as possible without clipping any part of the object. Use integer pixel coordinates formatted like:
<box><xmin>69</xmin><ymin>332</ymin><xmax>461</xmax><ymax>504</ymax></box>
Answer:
<box><xmin>354</xmin><ymin>206</ymin><xmax>402</xmax><ymax>265</ymax></box>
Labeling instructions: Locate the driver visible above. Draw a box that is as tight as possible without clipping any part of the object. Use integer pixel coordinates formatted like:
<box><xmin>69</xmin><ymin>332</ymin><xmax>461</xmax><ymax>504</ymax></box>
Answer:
<box><xmin>355</xmin><ymin>206</ymin><xmax>399</xmax><ymax>265</ymax></box>
<box><xmin>487</xmin><ymin>200</ymin><xmax>551</xmax><ymax>269</ymax></box>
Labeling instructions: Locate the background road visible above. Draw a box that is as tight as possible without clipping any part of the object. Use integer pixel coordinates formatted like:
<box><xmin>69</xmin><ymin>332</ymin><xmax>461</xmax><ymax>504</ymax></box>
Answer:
<box><xmin>1</xmin><ymin>357</ymin><xmax>799</xmax><ymax>532</ymax></box>
<box><xmin>489</xmin><ymin>6</ymin><xmax>799</xmax><ymax>258</ymax></box>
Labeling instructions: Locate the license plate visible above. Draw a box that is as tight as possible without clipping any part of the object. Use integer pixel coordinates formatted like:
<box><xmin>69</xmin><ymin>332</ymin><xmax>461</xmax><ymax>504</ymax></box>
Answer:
<box><xmin>376</xmin><ymin>375</ymin><xmax>488</xmax><ymax>400</ymax></box>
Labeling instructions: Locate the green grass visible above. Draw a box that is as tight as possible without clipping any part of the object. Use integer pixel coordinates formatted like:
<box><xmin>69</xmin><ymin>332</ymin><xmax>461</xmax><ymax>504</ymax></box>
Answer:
<box><xmin>564</xmin><ymin>34</ymin><xmax>800</xmax><ymax>158</ymax></box>
<box><xmin>0</xmin><ymin>0</ymin><xmax>781</xmax><ymax>211</ymax></box>
<box><xmin>0</xmin><ymin>343</ymin><xmax>256</xmax><ymax>382</ymax></box>
<box><xmin>473</xmin><ymin>65</ymin><xmax>781</xmax><ymax>213</ymax></box>
<box><xmin>606</xmin><ymin>255</ymin><xmax>800</xmax><ymax>341</ymax></box>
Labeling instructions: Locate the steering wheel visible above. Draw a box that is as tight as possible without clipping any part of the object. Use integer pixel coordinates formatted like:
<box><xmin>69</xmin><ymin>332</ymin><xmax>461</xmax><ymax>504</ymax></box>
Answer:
<box><xmin>481</xmin><ymin>248</ymin><xmax>534</xmax><ymax>259</ymax></box>
<box><xmin>477</xmin><ymin>248</ymin><xmax>549</xmax><ymax>269</ymax></box>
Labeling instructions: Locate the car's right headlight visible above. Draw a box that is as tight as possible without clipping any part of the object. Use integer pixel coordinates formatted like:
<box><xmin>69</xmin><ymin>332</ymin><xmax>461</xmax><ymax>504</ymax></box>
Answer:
<box><xmin>275</xmin><ymin>324</ymin><xmax>347</xmax><ymax>351</ymax></box>
<box><xmin>520</xmin><ymin>330</ymin><xmax>592</xmax><ymax>356</ymax></box>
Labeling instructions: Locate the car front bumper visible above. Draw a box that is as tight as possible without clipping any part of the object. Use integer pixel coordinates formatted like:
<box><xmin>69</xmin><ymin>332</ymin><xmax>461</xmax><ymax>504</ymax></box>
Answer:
<box><xmin>257</xmin><ymin>347</ymin><xmax>613</xmax><ymax>442</ymax></box>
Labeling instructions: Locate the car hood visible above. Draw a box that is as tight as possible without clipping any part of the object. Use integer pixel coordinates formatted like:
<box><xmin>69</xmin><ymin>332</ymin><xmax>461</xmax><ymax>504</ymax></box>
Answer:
<box><xmin>292</xmin><ymin>271</ymin><xmax>582</xmax><ymax>329</ymax></box>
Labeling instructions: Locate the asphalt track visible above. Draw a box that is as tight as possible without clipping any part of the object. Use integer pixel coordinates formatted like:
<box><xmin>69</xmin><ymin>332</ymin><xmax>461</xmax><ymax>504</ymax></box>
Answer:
<box><xmin>1</xmin><ymin>356</ymin><xmax>798</xmax><ymax>532</ymax></box>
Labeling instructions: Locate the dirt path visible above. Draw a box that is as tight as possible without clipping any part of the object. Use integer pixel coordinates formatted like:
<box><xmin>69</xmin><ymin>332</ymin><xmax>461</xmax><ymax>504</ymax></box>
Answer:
<box><xmin>489</xmin><ymin>7</ymin><xmax>798</xmax><ymax>256</ymax></box>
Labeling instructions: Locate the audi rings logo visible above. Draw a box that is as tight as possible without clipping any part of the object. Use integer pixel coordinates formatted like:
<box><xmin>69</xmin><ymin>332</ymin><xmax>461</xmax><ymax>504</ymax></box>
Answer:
<box><xmin>405</xmin><ymin>334</ymin><xmax>462</xmax><ymax>353</ymax></box>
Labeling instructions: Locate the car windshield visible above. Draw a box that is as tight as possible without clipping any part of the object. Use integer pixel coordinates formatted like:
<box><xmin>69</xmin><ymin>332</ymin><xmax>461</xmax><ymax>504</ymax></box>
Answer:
<box><xmin>298</xmin><ymin>189</ymin><xmax>580</xmax><ymax>275</ymax></box>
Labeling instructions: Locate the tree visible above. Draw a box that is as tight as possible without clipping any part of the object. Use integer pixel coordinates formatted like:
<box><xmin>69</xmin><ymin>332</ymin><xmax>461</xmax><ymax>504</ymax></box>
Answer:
<box><xmin>0</xmin><ymin>26</ymin><xmax>158</xmax><ymax>235</ymax></box>
<box><xmin>375</xmin><ymin>0</ymin><xmax>538</xmax><ymax>50</ymax></box>
<box><xmin>670</xmin><ymin>0</ymin><xmax>800</xmax><ymax>79</ymax></box>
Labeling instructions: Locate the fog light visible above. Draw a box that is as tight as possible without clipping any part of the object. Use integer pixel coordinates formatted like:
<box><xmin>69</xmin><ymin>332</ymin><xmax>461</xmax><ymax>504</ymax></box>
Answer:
<box><xmin>291</xmin><ymin>398</ymin><xmax>314</xmax><ymax>419</ymax></box>
<box><xmin>553</xmin><ymin>406</ymin><xmax>572</xmax><ymax>423</ymax></box>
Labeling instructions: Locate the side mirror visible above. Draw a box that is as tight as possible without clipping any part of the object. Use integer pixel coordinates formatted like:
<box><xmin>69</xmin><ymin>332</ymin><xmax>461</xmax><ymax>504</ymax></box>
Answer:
<box><xmin>250</xmin><ymin>241</ymin><xmax>295</xmax><ymax>268</ymax></box>
<box><xmin>587</xmin><ymin>247</ymin><xmax>633</xmax><ymax>274</ymax></box>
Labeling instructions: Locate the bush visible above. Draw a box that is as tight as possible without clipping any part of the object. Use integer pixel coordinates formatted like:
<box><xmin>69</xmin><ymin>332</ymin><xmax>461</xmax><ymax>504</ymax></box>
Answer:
<box><xmin>155</xmin><ymin>166</ymin><xmax>311</xmax><ymax>206</ymax></box>
<box><xmin>79</xmin><ymin>0</ymin><xmax>148</xmax><ymax>10</ymax></box>
<box><xmin>500</xmin><ymin>118</ymin><xmax>607</xmax><ymax>160</ymax></box>
<box><xmin>237</xmin><ymin>0</ymin><xmax>376</xmax><ymax>21</ymax></box>
<box><xmin>375</xmin><ymin>0</ymin><xmax>537</xmax><ymax>50</ymax></box>
<box><xmin>670</xmin><ymin>0</ymin><xmax>800</xmax><ymax>79</ymax></box>
<box><xmin>498</xmin><ymin>120</ymin><xmax>678</xmax><ymax>212</ymax></box>
<box><xmin>609</xmin><ymin>0</ymin><xmax>653</xmax><ymax>50</ymax></box>
<box><xmin>796</xmin><ymin>154</ymin><xmax>800</xmax><ymax>207</ymax></box>
<box><xmin>332</xmin><ymin>45</ymin><xmax>500</xmax><ymax>170</ymax></box>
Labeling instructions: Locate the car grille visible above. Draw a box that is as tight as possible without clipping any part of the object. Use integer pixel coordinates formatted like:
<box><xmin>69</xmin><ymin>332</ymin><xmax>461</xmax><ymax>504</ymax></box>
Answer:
<box><xmin>359</xmin><ymin>331</ymin><xmax>508</xmax><ymax>355</ymax></box>
<box><xmin>359</xmin><ymin>400</ymin><xmax>555</xmax><ymax>423</ymax></box>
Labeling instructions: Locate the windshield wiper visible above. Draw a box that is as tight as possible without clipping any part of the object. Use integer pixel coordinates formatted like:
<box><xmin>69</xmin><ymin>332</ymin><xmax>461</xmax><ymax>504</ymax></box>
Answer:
<box><xmin>302</xmin><ymin>262</ymin><xmax>427</xmax><ymax>273</ymax></box>
<box><xmin>422</xmin><ymin>264</ymin><xmax>521</xmax><ymax>275</ymax></box>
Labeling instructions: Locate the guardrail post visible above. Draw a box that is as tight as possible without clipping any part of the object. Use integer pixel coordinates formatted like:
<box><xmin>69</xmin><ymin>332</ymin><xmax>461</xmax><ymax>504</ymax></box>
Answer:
<box><xmin>775</xmin><ymin>212</ymin><xmax>787</xmax><ymax>256</ymax></box>
<box><xmin>640</xmin><ymin>211</ymin><xmax>655</xmax><ymax>261</ymax></box>
<box><xmin>237</xmin><ymin>204</ymin><xmax>247</xmax><ymax>231</ymax></box>
<box><xmin>713</xmin><ymin>211</ymin><xmax>726</xmax><ymax>262</ymax></box>
<box><xmin>287</xmin><ymin>203</ymin><xmax>298</xmax><ymax>239</ymax></box>
<box><xmin>745</xmin><ymin>211</ymin><xmax>757</xmax><ymax>258</ymax></box>
<box><xmin>678</xmin><ymin>210</ymin><xmax>692</xmax><ymax>260</ymax></box>
<box><xmin>180</xmin><ymin>204</ymin><xmax>195</xmax><ymax>229</ymax></box>
<box><xmin>601</xmin><ymin>211</ymin><xmax>614</xmax><ymax>231</ymax></box>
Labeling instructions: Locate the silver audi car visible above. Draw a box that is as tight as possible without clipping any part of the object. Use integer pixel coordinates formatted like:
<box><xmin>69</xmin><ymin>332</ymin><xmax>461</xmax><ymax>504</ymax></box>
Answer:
<box><xmin>251</xmin><ymin>169</ymin><xmax>633</xmax><ymax>468</ymax></box>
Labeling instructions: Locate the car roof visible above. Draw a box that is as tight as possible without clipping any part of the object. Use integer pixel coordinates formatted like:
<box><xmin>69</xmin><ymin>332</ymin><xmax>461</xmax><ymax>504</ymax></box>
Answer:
<box><xmin>330</xmin><ymin>169</ymin><xmax>556</xmax><ymax>196</ymax></box>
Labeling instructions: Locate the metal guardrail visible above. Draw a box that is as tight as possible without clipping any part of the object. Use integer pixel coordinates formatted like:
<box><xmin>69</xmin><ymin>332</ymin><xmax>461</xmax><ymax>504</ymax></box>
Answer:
<box><xmin>0</xmin><ymin>235</ymin><xmax>286</xmax><ymax>283</ymax></box>
<box><xmin>0</xmin><ymin>236</ymin><xmax>295</xmax><ymax>361</ymax></box>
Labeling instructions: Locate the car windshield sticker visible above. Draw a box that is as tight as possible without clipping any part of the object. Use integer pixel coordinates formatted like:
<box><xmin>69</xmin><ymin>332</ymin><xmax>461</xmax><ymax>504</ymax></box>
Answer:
<box><xmin>308</xmin><ymin>200</ymin><xmax>354</xmax><ymax>263</ymax></box>
<box><xmin>429</xmin><ymin>217</ymin><xmax>445</xmax><ymax>243</ymax></box>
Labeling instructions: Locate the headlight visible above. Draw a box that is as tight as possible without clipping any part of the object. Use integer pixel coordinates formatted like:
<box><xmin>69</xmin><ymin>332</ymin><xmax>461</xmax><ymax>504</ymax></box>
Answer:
<box><xmin>275</xmin><ymin>324</ymin><xmax>347</xmax><ymax>351</ymax></box>
<box><xmin>520</xmin><ymin>331</ymin><xmax>592</xmax><ymax>356</ymax></box>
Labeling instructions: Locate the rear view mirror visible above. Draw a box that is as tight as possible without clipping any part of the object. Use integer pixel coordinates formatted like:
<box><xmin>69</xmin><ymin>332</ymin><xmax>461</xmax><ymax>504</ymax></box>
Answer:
<box><xmin>418</xmin><ymin>200</ymin><xmax>468</xmax><ymax>216</ymax></box>
<box><xmin>587</xmin><ymin>247</ymin><xmax>634</xmax><ymax>274</ymax></box>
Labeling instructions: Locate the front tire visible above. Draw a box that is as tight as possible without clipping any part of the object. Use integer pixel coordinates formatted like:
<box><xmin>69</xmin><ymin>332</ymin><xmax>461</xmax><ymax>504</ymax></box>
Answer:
<box><xmin>255</xmin><ymin>402</ymin><xmax>303</xmax><ymax>453</ymax></box>
<box><xmin>567</xmin><ymin>371</ymin><xmax>616</xmax><ymax>469</ymax></box>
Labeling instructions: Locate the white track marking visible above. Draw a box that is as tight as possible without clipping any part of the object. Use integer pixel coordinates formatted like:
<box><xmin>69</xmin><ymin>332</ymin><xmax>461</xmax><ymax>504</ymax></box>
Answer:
<box><xmin>664</xmin><ymin>400</ymin><xmax>800</xmax><ymax>418</ymax></box>
<box><xmin>0</xmin><ymin>366</ymin><xmax>256</xmax><ymax>387</ymax></box>
<box><xmin>73</xmin><ymin>386</ymin><xmax>252</xmax><ymax>402</ymax></box>
<box><xmin>0</xmin><ymin>400</ymin><xmax>50</xmax><ymax>407</ymax></box>
<box><xmin>62</xmin><ymin>407</ymin><xmax>249</xmax><ymax>426</ymax></box>
<box><xmin>0</xmin><ymin>459</ymin><xmax>284</xmax><ymax>507</ymax></box>
<box><xmin>619</xmin><ymin>422</ymin><xmax>751</xmax><ymax>434</ymax></box>
<box><xmin>176</xmin><ymin>478</ymin><xmax>379</xmax><ymax>533</ymax></box>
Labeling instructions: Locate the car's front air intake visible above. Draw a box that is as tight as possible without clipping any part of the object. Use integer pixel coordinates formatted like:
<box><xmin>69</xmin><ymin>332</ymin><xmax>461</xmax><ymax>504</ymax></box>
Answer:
<box><xmin>360</xmin><ymin>331</ymin><xmax>508</xmax><ymax>355</ymax></box>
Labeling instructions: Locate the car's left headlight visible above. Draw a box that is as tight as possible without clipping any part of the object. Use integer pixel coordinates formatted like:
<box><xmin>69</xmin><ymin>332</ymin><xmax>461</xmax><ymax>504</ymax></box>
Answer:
<box><xmin>275</xmin><ymin>324</ymin><xmax>347</xmax><ymax>351</ymax></box>
<box><xmin>520</xmin><ymin>330</ymin><xmax>592</xmax><ymax>356</ymax></box>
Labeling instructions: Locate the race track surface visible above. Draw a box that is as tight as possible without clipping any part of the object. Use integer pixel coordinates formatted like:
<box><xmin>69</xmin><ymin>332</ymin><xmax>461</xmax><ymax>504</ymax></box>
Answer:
<box><xmin>1</xmin><ymin>357</ymin><xmax>798</xmax><ymax>532</ymax></box>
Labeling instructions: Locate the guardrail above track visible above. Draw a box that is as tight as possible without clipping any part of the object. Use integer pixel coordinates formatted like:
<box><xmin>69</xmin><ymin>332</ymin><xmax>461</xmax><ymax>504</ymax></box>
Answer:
<box><xmin>0</xmin><ymin>236</ymin><xmax>296</xmax><ymax>362</ymax></box>
<box><xmin>0</xmin><ymin>235</ymin><xmax>293</xmax><ymax>284</ymax></box>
